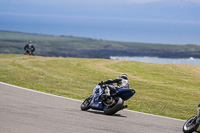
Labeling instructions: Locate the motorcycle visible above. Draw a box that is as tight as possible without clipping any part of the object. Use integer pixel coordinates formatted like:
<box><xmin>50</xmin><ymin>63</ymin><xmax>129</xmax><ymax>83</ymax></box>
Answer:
<box><xmin>183</xmin><ymin>104</ymin><xmax>200</xmax><ymax>133</ymax></box>
<box><xmin>25</xmin><ymin>49</ymin><xmax>34</xmax><ymax>55</ymax></box>
<box><xmin>81</xmin><ymin>82</ymin><xmax>136</xmax><ymax>115</ymax></box>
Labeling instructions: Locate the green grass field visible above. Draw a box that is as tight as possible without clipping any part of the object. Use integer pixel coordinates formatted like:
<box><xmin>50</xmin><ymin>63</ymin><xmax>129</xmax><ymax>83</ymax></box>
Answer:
<box><xmin>1</xmin><ymin>54</ymin><xmax>200</xmax><ymax>120</ymax></box>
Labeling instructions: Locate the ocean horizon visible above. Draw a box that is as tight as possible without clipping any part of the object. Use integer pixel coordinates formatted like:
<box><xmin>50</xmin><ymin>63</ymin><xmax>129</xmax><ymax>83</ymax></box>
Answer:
<box><xmin>0</xmin><ymin>14</ymin><xmax>200</xmax><ymax>45</ymax></box>
<box><xmin>110</xmin><ymin>56</ymin><xmax>200</xmax><ymax>66</ymax></box>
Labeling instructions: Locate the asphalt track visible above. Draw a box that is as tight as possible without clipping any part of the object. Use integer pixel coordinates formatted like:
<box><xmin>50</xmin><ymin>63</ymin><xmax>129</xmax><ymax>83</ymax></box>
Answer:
<box><xmin>0</xmin><ymin>82</ymin><xmax>185</xmax><ymax>133</ymax></box>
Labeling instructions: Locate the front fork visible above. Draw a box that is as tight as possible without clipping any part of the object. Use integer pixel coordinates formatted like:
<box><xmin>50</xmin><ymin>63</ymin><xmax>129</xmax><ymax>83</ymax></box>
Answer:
<box><xmin>196</xmin><ymin>107</ymin><xmax>200</xmax><ymax>124</ymax></box>
<box><xmin>195</xmin><ymin>108</ymin><xmax>200</xmax><ymax>132</ymax></box>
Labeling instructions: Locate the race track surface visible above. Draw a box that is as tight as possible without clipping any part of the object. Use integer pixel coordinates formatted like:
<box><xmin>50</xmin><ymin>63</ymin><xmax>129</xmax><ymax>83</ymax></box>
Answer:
<box><xmin>0</xmin><ymin>82</ymin><xmax>185</xmax><ymax>133</ymax></box>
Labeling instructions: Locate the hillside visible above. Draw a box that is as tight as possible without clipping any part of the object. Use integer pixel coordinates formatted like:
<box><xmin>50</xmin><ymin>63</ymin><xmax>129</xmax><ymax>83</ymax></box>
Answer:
<box><xmin>1</xmin><ymin>30</ymin><xmax>200</xmax><ymax>58</ymax></box>
<box><xmin>1</xmin><ymin>54</ymin><xmax>200</xmax><ymax>120</ymax></box>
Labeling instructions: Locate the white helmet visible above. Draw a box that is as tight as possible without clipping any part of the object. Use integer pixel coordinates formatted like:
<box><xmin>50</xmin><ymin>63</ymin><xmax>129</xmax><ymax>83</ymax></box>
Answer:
<box><xmin>28</xmin><ymin>41</ymin><xmax>32</xmax><ymax>44</ymax></box>
<box><xmin>119</xmin><ymin>74</ymin><xmax>128</xmax><ymax>80</ymax></box>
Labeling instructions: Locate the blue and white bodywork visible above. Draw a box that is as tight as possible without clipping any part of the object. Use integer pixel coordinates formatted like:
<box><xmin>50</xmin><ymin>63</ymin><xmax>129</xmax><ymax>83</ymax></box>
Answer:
<box><xmin>89</xmin><ymin>85</ymin><xmax>104</xmax><ymax>110</ymax></box>
<box><xmin>81</xmin><ymin>83</ymin><xmax>135</xmax><ymax>114</ymax></box>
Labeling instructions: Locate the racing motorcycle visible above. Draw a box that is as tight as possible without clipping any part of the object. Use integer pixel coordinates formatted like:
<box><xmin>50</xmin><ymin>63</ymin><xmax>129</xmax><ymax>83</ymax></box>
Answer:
<box><xmin>183</xmin><ymin>103</ymin><xmax>200</xmax><ymax>133</ymax></box>
<box><xmin>81</xmin><ymin>82</ymin><xmax>135</xmax><ymax>115</ymax></box>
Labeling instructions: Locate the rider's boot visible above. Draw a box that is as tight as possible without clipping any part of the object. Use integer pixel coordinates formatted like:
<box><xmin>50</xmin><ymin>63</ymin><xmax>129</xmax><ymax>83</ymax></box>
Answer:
<box><xmin>104</xmin><ymin>88</ymin><xmax>110</xmax><ymax>96</ymax></box>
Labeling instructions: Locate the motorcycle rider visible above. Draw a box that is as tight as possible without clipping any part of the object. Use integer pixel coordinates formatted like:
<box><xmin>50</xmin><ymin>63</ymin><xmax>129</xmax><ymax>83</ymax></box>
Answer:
<box><xmin>100</xmin><ymin>74</ymin><xmax>129</xmax><ymax>95</ymax></box>
<box><xmin>24</xmin><ymin>41</ymin><xmax>35</xmax><ymax>55</ymax></box>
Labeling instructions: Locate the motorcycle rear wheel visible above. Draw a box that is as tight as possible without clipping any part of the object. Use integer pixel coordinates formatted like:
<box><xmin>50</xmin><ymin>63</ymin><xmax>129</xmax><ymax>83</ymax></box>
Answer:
<box><xmin>103</xmin><ymin>97</ymin><xmax>123</xmax><ymax>115</ymax></box>
<box><xmin>183</xmin><ymin>115</ymin><xmax>198</xmax><ymax>133</ymax></box>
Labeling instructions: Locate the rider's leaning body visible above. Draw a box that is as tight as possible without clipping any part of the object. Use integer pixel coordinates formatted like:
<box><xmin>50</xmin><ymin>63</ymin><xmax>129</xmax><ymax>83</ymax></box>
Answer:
<box><xmin>102</xmin><ymin>74</ymin><xmax>129</xmax><ymax>93</ymax></box>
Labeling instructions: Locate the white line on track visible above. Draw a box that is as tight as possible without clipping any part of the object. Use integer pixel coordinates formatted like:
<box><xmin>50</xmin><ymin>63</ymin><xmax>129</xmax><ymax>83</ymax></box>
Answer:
<box><xmin>0</xmin><ymin>81</ymin><xmax>185</xmax><ymax>122</ymax></box>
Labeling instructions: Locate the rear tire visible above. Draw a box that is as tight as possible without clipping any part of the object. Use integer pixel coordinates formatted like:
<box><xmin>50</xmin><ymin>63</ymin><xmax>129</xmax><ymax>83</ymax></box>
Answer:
<box><xmin>104</xmin><ymin>97</ymin><xmax>123</xmax><ymax>115</ymax></box>
<box><xmin>81</xmin><ymin>98</ymin><xmax>91</xmax><ymax>111</ymax></box>
<box><xmin>183</xmin><ymin>115</ymin><xmax>198</xmax><ymax>133</ymax></box>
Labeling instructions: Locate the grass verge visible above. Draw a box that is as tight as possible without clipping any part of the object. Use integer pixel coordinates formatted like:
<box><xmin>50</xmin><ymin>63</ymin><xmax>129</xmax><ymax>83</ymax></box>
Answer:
<box><xmin>0</xmin><ymin>54</ymin><xmax>200</xmax><ymax>120</ymax></box>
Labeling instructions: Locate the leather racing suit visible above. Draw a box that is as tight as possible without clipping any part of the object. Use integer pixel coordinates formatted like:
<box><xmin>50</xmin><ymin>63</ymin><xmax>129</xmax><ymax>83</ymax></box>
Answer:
<box><xmin>103</xmin><ymin>78</ymin><xmax>129</xmax><ymax>93</ymax></box>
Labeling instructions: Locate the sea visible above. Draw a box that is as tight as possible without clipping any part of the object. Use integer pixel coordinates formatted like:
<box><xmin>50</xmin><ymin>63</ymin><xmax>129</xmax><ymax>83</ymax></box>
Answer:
<box><xmin>110</xmin><ymin>56</ymin><xmax>200</xmax><ymax>66</ymax></box>
<box><xmin>1</xmin><ymin>14</ymin><xmax>200</xmax><ymax>45</ymax></box>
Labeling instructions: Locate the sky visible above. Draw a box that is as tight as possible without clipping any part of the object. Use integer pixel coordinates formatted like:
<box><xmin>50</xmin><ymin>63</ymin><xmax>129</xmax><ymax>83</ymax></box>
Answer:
<box><xmin>0</xmin><ymin>0</ymin><xmax>200</xmax><ymax>45</ymax></box>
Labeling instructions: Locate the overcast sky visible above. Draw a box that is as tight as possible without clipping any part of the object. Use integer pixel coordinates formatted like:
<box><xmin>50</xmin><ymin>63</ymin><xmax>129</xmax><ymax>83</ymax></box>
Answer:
<box><xmin>0</xmin><ymin>0</ymin><xmax>200</xmax><ymax>44</ymax></box>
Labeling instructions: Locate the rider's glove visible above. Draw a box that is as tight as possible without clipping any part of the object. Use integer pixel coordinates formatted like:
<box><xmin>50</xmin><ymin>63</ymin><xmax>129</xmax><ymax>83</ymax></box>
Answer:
<box><xmin>98</xmin><ymin>81</ymin><xmax>104</xmax><ymax>85</ymax></box>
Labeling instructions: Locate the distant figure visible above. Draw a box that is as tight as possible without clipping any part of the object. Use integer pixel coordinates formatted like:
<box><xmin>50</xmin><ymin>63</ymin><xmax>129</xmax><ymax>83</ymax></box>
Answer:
<box><xmin>24</xmin><ymin>41</ymin><xmax>35</xmax><ymax>55</ymax></box>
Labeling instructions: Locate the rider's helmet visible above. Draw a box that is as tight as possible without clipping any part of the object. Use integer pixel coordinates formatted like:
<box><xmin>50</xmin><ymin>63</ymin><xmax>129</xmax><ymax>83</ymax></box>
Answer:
<box><xmin>28</xmin><ymin>41</ymin><xmax>32</xmax><ymax>44</ymax></box>
<box><xmin>119</xmin><ymin>74</ymin><xmax>128</xmax><ymax>80</ymax></box>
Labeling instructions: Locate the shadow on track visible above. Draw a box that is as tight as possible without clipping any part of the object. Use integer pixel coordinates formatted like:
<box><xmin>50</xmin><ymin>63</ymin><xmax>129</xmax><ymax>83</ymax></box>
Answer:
<box><xmin>86</xmin><ymin>110</ymin><xmax>127</xmax><ymax>118</ymax></box>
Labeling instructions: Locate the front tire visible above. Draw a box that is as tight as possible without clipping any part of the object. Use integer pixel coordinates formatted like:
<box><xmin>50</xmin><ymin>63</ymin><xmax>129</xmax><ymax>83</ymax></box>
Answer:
<box><xmin>183</xmin><ymin>115</ymin><xmax>198</xmax><ymax>133</ymax></box>
<box><xmin>81</xmin><ymin>98</ymin><xmax>91</xmax><ymax>111</ymax></box>
<box><xmin>104</xmin><ymin>97</ymin><xmax>123</xmax><ymax>115</ymax></box>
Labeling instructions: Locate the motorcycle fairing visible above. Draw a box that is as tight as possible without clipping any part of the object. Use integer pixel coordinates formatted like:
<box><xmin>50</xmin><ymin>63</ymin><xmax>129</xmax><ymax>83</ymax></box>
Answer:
<box><xmin>89</xmin><ymin>85</ymin><xmax>104</xmax><ymax>110</ymax></box>
<box><xmin>116</xmin><ymin>89</ymin><xmax>135</xmax><ymax>101</ymax></box>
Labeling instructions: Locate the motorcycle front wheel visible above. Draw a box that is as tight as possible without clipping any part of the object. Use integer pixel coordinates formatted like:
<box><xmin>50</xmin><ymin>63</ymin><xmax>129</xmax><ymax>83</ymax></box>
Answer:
<box><xmin>81</xmin><ymin>97</ymin><xmax>91</xmax><ymax>111</ymax></box>
<box><xmin>103</xmin><ymin>97</ymin><xmax>123</xmax><ymax>115</ymax></box>
<box><xmin>183</xmin><ymin>115</ymin><xmax>198</xmax><ymax>133</ymax></box>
